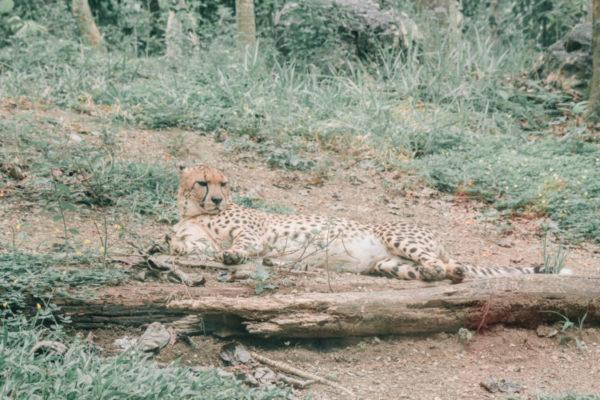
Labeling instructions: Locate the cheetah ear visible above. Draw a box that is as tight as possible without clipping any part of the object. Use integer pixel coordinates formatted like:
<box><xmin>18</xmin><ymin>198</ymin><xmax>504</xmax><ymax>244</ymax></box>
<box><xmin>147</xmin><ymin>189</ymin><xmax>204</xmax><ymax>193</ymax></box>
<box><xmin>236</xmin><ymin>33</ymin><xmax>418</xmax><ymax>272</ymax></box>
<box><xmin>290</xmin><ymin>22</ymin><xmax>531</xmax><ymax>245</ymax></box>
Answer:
<box><xmin>176</xmin><ymin>162</ymin><xmax>187</xmax><ymax>173</ymax></box>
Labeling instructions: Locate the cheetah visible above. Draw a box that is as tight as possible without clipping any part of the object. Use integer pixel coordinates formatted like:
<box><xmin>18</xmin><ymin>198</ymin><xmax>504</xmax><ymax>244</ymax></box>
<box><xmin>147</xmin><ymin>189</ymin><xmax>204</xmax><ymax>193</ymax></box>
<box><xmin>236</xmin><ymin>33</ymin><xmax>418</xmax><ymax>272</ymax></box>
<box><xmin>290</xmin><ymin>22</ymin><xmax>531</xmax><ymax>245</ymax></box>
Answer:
<box><xmin>167</xmin><ymin>165</ymin><xmax>564</xmax><ymax>283</ymax></box>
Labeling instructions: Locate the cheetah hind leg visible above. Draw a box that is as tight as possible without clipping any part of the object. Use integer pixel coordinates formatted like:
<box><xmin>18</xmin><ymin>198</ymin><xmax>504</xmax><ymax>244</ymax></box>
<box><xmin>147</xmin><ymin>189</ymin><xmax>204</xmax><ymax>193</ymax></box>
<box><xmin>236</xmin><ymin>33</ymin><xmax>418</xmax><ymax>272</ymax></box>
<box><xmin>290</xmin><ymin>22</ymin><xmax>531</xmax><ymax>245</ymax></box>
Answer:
<box><xmin>370</xmin><ymin>257</ymin><xmax>426</xmax><ymax>281</ymax></box>
<box><xmin>370</xmin><ymin>256</ymin><xmax>464</xmax><ymax>283</ymax></box>
<box><xmin>415</xmin><ymin>255</ymin><xmax>465</xmax><ymax>283</ymax></box>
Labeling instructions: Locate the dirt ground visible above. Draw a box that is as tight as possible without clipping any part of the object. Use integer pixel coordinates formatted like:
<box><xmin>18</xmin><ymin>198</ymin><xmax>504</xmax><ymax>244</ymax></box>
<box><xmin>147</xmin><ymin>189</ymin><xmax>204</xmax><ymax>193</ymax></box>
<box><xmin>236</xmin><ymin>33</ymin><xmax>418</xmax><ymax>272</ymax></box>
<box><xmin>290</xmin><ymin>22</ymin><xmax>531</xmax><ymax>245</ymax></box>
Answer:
<box><xmin>2</xmin><ymin>104</ymin><xmax>600</xmax><ymax>399</ymax></box>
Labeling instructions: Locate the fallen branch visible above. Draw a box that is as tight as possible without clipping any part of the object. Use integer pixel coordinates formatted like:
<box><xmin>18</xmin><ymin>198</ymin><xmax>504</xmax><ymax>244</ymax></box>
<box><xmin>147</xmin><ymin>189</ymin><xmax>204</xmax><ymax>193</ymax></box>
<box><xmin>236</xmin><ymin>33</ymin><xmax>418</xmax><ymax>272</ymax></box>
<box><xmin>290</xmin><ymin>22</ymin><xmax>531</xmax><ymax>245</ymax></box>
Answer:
<box><xmin>167</xmin><ymin>275</ymin><xmax>600</xmax><ymax>337</ymax></box>
<box><xmin>250</xmin><ymin>351</ymin><xmax>354</xmax><ymax>397</ymax></box>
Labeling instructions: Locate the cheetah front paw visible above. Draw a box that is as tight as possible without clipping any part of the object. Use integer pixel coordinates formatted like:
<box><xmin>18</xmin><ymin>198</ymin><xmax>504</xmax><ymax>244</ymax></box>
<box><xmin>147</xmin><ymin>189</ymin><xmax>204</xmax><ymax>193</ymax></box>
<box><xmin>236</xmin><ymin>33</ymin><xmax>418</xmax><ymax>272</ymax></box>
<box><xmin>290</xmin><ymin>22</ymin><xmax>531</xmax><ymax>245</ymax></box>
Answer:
<box><xmin>166</xmin><ymin>234</ymin><xmax>187</xmax><ymax>255</ymax></box>
<box><xmin>222</xmin><ymin>250</ymin><xmax>247</xmax><ymax>265</ymax></box>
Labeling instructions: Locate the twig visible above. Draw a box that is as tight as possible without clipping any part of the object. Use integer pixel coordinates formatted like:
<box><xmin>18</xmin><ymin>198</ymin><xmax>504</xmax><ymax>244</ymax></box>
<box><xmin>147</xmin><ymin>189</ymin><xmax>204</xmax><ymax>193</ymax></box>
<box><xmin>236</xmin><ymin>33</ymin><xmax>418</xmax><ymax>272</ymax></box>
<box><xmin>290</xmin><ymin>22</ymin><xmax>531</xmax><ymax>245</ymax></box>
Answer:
<box><xmin>249</xmin><ymin>351</ymin><xmax>355</xmax><ymax>397</ymax></box>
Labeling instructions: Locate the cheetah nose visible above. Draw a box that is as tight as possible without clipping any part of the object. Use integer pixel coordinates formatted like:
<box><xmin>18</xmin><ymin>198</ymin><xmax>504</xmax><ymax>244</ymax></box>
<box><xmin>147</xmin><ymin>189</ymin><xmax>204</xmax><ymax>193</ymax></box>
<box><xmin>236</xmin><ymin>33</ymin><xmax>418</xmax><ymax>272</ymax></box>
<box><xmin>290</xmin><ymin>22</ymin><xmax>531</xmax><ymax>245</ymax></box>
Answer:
<box><xmin>211</xmin><ymin>196</ymin><xmax>222</xmax><ymax>205</ymax></box>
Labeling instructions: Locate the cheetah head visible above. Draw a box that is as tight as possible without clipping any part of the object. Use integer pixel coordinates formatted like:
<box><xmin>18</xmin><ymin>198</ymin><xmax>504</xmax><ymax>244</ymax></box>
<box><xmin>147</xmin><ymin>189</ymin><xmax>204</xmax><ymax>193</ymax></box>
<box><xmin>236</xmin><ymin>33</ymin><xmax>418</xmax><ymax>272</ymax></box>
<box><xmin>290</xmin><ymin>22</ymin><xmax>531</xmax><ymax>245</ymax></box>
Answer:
<box><xmin>177</xmin><ymin>164</ymin><xmax>230</xmax><ymax>218</ymax></box>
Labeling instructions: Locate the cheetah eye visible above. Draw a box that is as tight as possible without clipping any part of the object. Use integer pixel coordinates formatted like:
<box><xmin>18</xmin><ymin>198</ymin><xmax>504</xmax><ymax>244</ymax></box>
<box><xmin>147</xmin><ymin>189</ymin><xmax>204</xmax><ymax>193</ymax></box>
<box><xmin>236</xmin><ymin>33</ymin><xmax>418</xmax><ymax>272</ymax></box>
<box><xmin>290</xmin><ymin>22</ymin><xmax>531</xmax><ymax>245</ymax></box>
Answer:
<box><xmin>196</xmin><ymin>181</ymin><xmax>208</xmax><ymax>187</ymax></box>
<box><xmin>221</xmin><ymin>182</ymin><xmax>227</xmax><ymax>187</ymax></box>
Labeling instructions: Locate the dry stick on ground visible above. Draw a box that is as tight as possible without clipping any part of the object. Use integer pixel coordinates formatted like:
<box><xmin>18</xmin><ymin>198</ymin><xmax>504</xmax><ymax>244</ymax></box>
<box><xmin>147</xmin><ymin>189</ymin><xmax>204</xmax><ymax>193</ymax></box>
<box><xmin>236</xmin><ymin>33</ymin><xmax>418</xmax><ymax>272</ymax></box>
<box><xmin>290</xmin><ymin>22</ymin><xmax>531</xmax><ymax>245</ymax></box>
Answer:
<box><xmin>250</xmin><ymin>351</ymin><xmax>355</xmax><ymax>397</ymax></box>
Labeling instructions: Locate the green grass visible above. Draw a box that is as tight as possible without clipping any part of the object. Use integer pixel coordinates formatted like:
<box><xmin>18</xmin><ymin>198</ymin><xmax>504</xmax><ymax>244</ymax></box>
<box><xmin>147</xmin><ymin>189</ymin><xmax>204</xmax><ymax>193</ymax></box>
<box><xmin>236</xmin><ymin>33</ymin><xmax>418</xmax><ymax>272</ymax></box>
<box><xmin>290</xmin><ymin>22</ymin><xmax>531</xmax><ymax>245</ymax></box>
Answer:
<box><xmin>0</xmin><ymin>314</ymin><xmax>291</xmax><ymax>400</ymax></box>
<box><xmin>0</xmin><ymin>250</ymin><xmax>125</xmax><ymax>311</ymax></box>
<box><xmin>233</xmin><ymin>194</ymin><xmax>295</xmax><ymax>215</ymax></box>
<box><xmin>0</xmin><ymin>114</ymin><xmax>178</xmax><ymax>223</ymax></box>
<box><xmin>413</xmin><ymin>134</ymin><xmax>600</xmax><ymax>242</ymax></box>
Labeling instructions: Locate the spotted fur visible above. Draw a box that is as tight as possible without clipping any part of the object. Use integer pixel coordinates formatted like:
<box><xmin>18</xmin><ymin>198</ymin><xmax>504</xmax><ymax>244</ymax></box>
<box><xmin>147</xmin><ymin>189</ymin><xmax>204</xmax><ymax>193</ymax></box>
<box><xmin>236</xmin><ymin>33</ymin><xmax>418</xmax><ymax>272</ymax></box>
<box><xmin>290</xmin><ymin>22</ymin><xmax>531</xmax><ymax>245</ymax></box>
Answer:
<box><xmin>167</xmin><ymin>165</ymin><xmax>554</xmax><ymax>283</ymax></box>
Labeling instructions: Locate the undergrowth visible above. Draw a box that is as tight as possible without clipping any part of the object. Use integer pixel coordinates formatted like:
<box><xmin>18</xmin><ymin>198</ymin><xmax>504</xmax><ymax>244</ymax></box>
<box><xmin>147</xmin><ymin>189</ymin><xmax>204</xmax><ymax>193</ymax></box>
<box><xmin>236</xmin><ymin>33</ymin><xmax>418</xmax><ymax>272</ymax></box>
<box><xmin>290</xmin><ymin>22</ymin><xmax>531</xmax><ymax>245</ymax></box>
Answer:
<box><xmin>0</xmin><ymin>314</ymin><xmax>290</xmax><ymax>400</ymax></box>
<box><xmin>0</xmin><ymin>250</ymin><xmax>125</xmax><ymax>311</ymax></box>
<box><xmin>0</xmin><ymin>115</ymin><xmax>179</xmax><ymax>223</ymax></box>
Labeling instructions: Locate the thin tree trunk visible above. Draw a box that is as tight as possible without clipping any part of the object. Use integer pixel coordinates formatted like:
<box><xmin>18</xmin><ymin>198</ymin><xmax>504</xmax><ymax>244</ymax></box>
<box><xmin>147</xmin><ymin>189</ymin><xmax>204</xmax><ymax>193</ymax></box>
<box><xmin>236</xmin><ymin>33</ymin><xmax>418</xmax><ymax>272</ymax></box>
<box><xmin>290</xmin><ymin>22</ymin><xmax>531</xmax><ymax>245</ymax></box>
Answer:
<box><xmin>236</xmin><ymin>0</ymin><xmax>256</xmax><ymax>47</ymax></box>
<box><xmin>165</xmin><ymin>0</ymin><xmax>198</xmax><ymax>57</ymax></box>
<box><xmin>72</xmin><ymin>0</ymin><xmax>106</xmax><ymax>52</ymax></box>
<box><xmin>148</xmin><ymin>0</ymin><xmax>163</xmax><ymax>53</ymax></box>
<box><xmin>589</xmin><ymin>0</ymin><xmax>600</xmax><ymax>119</ymax></box>
<box><xmin>165</xmin><ymin>9</ymin><xmax>183</xmax><ymax>57</ymax></box>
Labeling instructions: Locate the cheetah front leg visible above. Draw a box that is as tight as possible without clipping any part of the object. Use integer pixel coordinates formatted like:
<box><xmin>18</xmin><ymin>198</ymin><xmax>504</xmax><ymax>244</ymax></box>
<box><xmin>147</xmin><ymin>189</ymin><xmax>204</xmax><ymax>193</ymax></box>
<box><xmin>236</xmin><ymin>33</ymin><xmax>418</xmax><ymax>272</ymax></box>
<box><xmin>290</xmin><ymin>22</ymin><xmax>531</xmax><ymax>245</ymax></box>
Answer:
<box><xmin>221</xmin><ymin>228</ymin><xmax>265</xmax><ymax>265</ymax></box>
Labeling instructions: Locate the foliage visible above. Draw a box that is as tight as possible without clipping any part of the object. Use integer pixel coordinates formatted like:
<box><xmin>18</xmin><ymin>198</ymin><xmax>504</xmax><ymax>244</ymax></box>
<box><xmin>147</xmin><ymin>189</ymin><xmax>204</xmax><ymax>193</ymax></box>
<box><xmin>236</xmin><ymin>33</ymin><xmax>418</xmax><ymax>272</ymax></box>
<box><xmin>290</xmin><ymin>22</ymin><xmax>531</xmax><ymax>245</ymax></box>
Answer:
<box><xmin>1</xmin><ymin>115</ymin><xmax>178</xmax><ymax>223</ymax></box>
<box><xmin>462</xmin><ymin>0</ymin><xmax>588</xmax><ymax>47</ymax></box>
<box><xmin>271</xmin><ymin>0</ymin><xmax>358</xmax><ymax>69</ymax></box>
<box><xmin>0</xmin><ymin>314</ymin><xmax>291</xmax><ymax>400</ymax></box>
<box><xmin>542</xmin><ymin>236</ymin><xmax>569</xmax><ymax>274</ymax></box>
<box><xmin>414</xmin><ymin>132</ymin><xmax>600</xmax><ymax>242</ymax></box>
<box><xmin>233</xmin><ymin>194</ymin><xmax>295</xmax><ymax>215</ymax></box>
<box><xmin>0</xmin><ymin>250</ymin><xmax>125</xmax><ymax>311</ymax></box>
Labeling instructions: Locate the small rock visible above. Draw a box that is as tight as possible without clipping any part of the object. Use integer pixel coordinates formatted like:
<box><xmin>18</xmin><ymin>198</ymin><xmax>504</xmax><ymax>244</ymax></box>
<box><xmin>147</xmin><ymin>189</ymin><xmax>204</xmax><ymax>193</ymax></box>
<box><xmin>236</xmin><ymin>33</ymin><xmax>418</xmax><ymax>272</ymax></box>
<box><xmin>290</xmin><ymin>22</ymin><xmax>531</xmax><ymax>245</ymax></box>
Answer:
<box><xmin>480</xmin><ymin>378</ymin><xmax>499</xmax><ymax>393</ymax></box>
<box><xmin>254</xmin><ymin>367</ymin><xmax>277</xmax><ymax>384</ymax></box>
<box><xmin>457</xmin><ymin>328</ymin><xmax>474</xmax><ymax>343</ymax></box>
<box><xmin>536</xmin><ymin>325</ymin><xmax>558</xmax><ymax>338</ymax></box>
<box><xmin>328</xmin><ymin>204</ymin><xmax>345</xmax><ymax>211</ymax></box>
<box><xmin>191</xmin><ymin>366</ymin><xmax>235</xmax><ymax>379</ymax></box>
<box><xmin>348</xmin><ymin>175</ymin><xmax>365</xmax><ymax>186</ymax></box>
<box><xmin>235</xmin><ymin>370</ymin><xmax>259</xmax><ymax>386</ymax></box>
<box><xmin>30</xmin><ymin>340</ymin><xmax>67</xmax><ymax>358</ymax></box>
<box><xmin>69</xmin><ymin>133</ymin><xmax>83</xmax><ymax>144</ymax></box>
<box><xmin>136</xmin><ymin>322</ymin><xmax>171</xmax><ymax>353</ymax></box>
<box><xmin>481</xmin><ymin>379</ymin><xmax>522</xmax><ymax>393</ymax></box>
<box><xmin>496</xmin><ymin>239</ymin><xmax>513</xmax><ymax>248</ymax></box>
<box><xmin>298</xmin><ymin>189</ymin><xmax>310</xmax><ymax>196</ymax></box>
<box><xmin>114</xmin><ymin>336</ymin><xmax>137</xmax><ymax>350</ymax></box>
<box><xmin>220</xmin><ymin>343</ymin><xmax>252</xmax><ymax>365</ymax></box>
<box><xmin>8</xmin><ymin>164</ymin><xmax>26</xmax><ymax>180</ymax></box>
<box><xmin>497</xmin><ymin>379</ymin><xmax>522</xmax><ymax>393</ymax></box>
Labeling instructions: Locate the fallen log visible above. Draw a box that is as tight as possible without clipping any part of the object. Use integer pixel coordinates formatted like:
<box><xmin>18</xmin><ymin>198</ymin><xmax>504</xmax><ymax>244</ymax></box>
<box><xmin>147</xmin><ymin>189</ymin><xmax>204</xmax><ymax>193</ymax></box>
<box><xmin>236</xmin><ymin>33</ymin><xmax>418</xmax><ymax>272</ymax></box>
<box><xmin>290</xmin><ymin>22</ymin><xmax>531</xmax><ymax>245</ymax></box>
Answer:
<box><xmin>167</xmin><ymin>275</ymin><xmax>600</xmax><ymax>338</ymax></box>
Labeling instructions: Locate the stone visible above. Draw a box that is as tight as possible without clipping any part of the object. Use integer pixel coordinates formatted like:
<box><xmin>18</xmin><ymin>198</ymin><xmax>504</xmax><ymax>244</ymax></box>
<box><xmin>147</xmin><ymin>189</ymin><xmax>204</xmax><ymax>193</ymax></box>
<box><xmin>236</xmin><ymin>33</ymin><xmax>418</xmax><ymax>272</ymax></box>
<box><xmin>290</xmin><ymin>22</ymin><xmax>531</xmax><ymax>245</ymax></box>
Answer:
<box><xmin>273</xmin><ymin>0</ymin><xmax>419</xmax><ymax>66</ymax></box>
<box><xmin>114</xmin><ymin>336</ymin><xmax>137</xmax><ymax>350</ymax></box>
<box><xmin>136</xmin><ymin>322</ymin><xmax>171</xmax><ymax>353</ymax></box>
<box><xmin>536</xmin><ymin>325</ymin><xmax>558</xmax><ymax>338</ymax></box>
<box><xmin>220</xmin><ymin>342</ymin><xmax>252</xmax><ymax>365</ymax></box>
<box><xmin>30</xmin><ymin>340</ymin><xmax>67</xmax><ymax>357</ymax></box>
<box><xmin>533</xmin><ymin>23</ymin><xmax>592</xmax><ymax>90</ymax></box>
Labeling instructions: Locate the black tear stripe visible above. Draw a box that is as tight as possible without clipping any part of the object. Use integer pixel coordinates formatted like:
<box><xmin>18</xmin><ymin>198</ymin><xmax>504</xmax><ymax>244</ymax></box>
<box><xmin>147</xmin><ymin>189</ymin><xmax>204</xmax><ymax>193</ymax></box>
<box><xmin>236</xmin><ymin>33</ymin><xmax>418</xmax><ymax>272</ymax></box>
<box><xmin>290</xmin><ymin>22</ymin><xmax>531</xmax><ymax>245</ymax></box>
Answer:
<box><xmin>200</xmin><ymin>170</ymin><xmax>209</xmax><ymax>206</ymax></box>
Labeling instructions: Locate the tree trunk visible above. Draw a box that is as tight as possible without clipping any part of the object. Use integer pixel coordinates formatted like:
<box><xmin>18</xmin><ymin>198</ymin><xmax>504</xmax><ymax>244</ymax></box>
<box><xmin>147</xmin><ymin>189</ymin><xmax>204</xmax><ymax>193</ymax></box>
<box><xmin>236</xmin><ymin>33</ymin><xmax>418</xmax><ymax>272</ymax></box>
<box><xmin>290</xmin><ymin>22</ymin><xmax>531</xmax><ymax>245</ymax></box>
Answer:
<box><xmin>59</xmin><ymin>275</ymin><xmax>600</xmax><ymax>338</ymax></box>
<box><xmin>236</xmin><ymin>0</ymin><xmax>256</xmax><ymax>47</ymax></box>
<box><xmin>165</xmin><ymin>0</ymin><xmax>198</xmax><ymax>57</ymax></box>
<box><xmin>148</xmin><ymin>0</ymin><xmax>163</xmax><ymax>53</ymax></box>
<box><xmin>165</xmin><ymin>6</ymin><xmax>183</xmax><ymax>57</ymax></box>
<box><xmin>72</xmin><ymin>0</ymin><xmax>106</xmax><ymax>52</ymax></box>
<box><xmin>589</xmin><ymin>0</ymin><xmax>600</xmax><ymax>119</ymax></box>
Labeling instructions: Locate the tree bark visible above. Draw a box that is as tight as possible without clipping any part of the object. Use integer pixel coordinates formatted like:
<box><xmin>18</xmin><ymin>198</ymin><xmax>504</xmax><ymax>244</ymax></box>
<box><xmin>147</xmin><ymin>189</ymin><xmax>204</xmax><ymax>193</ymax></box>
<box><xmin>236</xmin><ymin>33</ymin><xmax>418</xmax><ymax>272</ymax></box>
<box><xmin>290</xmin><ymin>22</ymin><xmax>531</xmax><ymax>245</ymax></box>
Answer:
<box><xmin>59</xmin><ymin>275</ymin><xmax>600</xmax><ymax>338</ymax></box>
<box><xmin>589</xmin><ymin>0</ymin><xmax>600</xmax><ymax>119</ymax></box>
<box><xmin>236</xmin><ymin>0</ymin><xmax>256</xmax><ymax>47</ymax></box>
<box><xmin>72</xmin><ymin>0</ymin><xmax>106</xmax><ymax>52</ymax></box>
<box><xmin>165</xmin><ymin>7</ymin><xmax>183</xmax><ymax>57</ymax></box>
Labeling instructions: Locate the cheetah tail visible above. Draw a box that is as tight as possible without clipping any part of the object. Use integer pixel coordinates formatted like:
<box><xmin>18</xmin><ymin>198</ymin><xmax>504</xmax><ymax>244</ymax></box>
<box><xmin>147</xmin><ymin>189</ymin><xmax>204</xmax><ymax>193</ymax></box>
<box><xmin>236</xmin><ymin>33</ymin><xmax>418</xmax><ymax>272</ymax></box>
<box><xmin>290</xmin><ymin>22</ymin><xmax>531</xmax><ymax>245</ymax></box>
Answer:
<box><xmin>461</xmin><ymin>264</ymin><xmax>572</xmax><ymax>278</ymax></box>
